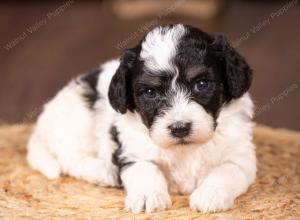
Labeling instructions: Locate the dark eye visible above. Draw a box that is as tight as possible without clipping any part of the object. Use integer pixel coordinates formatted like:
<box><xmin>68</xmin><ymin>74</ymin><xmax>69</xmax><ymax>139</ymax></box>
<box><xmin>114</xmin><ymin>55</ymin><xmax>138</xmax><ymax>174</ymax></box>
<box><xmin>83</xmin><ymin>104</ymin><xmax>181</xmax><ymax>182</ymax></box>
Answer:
<box><xmin>194</xmin><ymin>79</ymin><xmax>209</xmax><ymax>92</ymax></box>
<box><xmin>143</xmin><ymin>88</ymin><xmax>157</xmax><ymax>99</ymax></box>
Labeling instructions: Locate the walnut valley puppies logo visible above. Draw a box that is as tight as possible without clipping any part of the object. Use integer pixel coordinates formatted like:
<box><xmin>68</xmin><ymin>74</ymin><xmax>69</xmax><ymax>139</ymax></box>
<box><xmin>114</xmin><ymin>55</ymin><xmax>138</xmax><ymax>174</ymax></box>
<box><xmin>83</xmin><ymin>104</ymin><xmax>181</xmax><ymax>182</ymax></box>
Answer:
<box><xmin>3</xmin><ymin>0</ymin><xmax>75</xmax><ymax>52</ymax></box>
<box><xmin>233</xmin><ymin>0</ymin><xmax>298</xmax><ymax>48</ymax></box>
<box><xmin>255</xmin><ymin>83</ymin><xmax>298</xmax><ymax>117</ymax></box>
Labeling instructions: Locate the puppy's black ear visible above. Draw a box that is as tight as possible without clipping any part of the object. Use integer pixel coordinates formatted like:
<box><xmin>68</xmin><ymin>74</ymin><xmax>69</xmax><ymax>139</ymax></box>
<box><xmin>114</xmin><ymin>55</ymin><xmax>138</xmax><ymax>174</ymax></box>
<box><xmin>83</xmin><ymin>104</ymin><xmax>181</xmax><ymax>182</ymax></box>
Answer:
<box><xmin>212</xmin><ymin>34</ymin><xmax>253</xmax><ymax>99</ymax></box>
<box><xmin>108</xmin><ymin>48</ymin><xmax>137</xmax><ymax>113</ymax></box>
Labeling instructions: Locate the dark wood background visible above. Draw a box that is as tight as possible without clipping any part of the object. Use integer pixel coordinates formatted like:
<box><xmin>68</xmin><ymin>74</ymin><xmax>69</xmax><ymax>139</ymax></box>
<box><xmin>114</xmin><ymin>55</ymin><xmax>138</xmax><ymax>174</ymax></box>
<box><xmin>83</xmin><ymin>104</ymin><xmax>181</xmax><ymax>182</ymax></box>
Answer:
<box><xmin>0</xmin><ymin>0</ymin><xmax>299</xmax><ymax>130</ymax></box>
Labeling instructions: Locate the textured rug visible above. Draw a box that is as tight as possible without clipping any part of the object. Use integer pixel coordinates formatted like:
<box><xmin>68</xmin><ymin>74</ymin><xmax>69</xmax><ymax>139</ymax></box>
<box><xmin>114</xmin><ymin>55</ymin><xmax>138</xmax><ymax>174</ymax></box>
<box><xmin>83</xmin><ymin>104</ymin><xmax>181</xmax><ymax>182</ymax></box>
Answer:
<box><xmin>0</xmin><ymin>124</ymin><xmax>299</xmax><ymax>220</ymax></box>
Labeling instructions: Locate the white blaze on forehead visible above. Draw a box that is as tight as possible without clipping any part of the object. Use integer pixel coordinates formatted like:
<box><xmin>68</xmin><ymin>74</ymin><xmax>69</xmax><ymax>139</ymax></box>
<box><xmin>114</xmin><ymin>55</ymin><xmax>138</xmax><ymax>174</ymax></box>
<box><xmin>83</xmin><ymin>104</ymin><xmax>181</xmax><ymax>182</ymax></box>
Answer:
<box><xmin>140</xmin><ymin>24</ymin><xmax>186</xmax><ymax>73</ymax></box>
<box><xmin>168</xmin><ymin>88</ymin><xmax>191</xmax><ymax>120</ymax></box>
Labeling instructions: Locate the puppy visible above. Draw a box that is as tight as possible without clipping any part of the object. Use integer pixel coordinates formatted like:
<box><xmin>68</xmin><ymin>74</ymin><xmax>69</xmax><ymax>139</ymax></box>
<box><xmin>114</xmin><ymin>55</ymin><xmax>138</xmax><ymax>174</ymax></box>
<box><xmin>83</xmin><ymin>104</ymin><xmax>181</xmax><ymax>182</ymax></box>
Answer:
<box><xmin>27</xmin><ymin>24</ymin><xmax>256</xmax><ymax>213</ymax></box>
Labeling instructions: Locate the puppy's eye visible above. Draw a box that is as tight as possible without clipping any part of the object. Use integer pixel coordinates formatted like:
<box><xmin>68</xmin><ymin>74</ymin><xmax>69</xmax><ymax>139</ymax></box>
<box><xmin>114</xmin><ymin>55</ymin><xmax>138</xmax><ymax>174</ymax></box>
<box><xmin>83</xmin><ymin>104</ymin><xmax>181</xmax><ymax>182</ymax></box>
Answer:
<box><xmin>194</xmin><ymin>79</ymin><xmax>209</xmax><ymax>92</ymax></box>
<box><xmin>143</xmin><ymin>88</ymin><xmax>157</xmax><ymax>99</ymax></box>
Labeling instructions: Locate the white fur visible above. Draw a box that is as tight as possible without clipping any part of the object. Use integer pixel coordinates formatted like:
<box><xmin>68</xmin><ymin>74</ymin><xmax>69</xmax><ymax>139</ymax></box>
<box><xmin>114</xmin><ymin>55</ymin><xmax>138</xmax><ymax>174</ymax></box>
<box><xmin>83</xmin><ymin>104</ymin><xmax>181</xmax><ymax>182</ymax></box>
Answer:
<box><xmin>122</xmin><ymin>161</ymin><xmax>171</xmax><ymax>213</ymax></box>
<box><xmin>140</xmin><ymin>24</ymin><xmax>185</xmax><ymax>73</ymax></box>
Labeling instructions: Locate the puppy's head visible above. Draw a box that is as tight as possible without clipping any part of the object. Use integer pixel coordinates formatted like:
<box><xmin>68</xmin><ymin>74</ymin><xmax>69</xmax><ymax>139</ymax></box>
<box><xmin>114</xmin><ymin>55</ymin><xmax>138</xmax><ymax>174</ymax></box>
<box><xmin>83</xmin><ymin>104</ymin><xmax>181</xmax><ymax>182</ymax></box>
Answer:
<box><xmin>109</xmin><ymin>24</ymin><xmax>252</xmax><ymax>148</ymax></box>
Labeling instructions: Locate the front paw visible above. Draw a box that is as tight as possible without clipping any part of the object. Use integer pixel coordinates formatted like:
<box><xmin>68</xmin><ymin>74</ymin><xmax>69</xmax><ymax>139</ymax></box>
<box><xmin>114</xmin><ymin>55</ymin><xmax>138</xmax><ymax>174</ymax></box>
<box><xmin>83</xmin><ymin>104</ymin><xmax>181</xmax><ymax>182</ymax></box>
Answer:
<box><xmin>125</xmin><ymin>190</ymin><xmax>171</xmax><ymax>213</ymax></box>
<box><xmin>189</xmin><ymin>185</ymin><xmax>234</xmax><ymax>212</ymax></box>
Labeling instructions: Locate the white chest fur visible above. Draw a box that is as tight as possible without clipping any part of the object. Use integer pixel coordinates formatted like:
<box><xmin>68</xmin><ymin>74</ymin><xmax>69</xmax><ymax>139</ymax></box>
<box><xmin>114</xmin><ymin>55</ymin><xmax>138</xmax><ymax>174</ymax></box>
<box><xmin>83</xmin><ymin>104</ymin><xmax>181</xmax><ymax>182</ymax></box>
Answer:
<box><xmin>115</xmin><ymin>112</ymin><xmax>225</xmax><ymax>194</ymax></box>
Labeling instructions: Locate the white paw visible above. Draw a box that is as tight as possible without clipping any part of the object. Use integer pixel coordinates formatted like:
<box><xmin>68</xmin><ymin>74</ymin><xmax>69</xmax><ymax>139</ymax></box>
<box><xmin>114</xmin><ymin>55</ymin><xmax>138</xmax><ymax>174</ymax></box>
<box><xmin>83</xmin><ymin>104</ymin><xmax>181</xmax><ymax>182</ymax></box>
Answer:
<box><xmin>125</xmin><ymin>190</ymin><xmax>171</xmax><ymax>213</ymax></box>
<box><xmin>81</xmin><ymin>159</ymin><xmax>120</xmax><ymax>187</ymax></box>
<box><xmin>93</xmin><ymin>165</ymin><xmax>119</xmax><ymax>187</ymax></box>
<box><xmin>43</xmin><ymin>163</ymin><xmax>61</xmax><ymax>180</ymax></box>
<box><xmin>95</xmin><ymin>167</ymin><xmax>120</xmax><ymax>187</ymax></box>
<box><xmin>190</xmin><ymin>185</ymin><xmax>234</xmax><ymax>212</ymax></box>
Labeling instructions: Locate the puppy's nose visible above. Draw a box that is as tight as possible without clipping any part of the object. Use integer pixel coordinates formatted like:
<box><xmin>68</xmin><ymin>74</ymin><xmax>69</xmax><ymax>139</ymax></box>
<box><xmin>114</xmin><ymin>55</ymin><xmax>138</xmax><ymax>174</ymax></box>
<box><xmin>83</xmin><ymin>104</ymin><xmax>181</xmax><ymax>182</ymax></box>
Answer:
<box><xmin>168</xmin><ymin>122</ymin><xmax>192</xmax><ymax>138</ymax></box>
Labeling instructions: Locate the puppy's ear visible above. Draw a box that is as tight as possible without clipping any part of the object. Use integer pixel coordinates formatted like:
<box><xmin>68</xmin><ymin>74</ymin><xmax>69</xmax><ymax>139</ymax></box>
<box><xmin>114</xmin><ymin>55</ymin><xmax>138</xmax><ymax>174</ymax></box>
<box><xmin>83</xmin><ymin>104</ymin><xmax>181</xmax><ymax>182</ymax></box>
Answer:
<box><xmin>108</xmin><ymin>48</ymin><xmax>137</xmax><ymax>113</ymax></box>
<box><xmin>212</xmin><ymin>34</ymin><xmax>252</xmax><ymax>99</ymax></box>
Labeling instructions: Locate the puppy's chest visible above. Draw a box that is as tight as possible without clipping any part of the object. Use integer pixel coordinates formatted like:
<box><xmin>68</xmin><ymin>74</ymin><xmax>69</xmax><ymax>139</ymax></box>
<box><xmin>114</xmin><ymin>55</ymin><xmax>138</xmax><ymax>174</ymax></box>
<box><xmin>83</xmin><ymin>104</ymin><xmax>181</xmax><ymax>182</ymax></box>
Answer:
<box><xmin>156</xmin><ymin>150</ymin><xmax>209</xmax><ymax>194</ymax></box>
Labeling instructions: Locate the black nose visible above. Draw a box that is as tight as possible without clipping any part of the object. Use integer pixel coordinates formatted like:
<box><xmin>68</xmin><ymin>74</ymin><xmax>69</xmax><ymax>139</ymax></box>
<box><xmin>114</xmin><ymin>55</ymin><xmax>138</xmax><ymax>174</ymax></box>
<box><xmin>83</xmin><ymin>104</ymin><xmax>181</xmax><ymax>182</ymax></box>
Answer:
<box><xmin>168</xmin><ymin>122</ymin><xmax>192</xmax><ymax>138</ymax></box>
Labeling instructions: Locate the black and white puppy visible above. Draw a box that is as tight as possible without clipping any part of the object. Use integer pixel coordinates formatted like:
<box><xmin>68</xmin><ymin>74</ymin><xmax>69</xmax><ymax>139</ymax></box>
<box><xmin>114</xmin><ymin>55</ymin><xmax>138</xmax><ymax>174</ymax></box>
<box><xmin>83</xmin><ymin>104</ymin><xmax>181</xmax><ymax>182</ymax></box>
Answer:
<box><xmin>27</xmin><ymin>24</ymin><xmax>256</xmax><ymax>213</ymax></box>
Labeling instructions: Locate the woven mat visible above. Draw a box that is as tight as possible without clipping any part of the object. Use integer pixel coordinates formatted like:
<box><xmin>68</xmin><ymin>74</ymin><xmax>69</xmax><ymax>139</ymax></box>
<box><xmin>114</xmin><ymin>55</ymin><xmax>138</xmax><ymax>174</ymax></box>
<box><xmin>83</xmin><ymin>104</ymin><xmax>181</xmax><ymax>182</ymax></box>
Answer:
<box><xmin>0</xmin><ymin>124</ymin><xmax>299</xmax><ymax>220</ymax></box>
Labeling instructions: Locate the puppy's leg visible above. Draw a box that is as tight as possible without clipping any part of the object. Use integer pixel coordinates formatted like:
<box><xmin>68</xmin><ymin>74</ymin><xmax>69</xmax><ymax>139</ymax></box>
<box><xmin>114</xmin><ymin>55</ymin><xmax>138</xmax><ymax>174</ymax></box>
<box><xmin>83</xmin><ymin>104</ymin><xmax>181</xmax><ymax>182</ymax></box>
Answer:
<box><xmin>27</xmin><ymin>133</ymin><xmax>61</xmax><ymax>179</ymax></box>
<box><xmin>94</xmin><ymin>99</ymin><xmax>120</xmax><ymax>186</ymax></box>
<box><xmin>190</xmin><ymin>144</ymin><xmax>256</xmax><ymax>212</ymax></box>
<box><xmin>121</xmin><ymin>161</ymin><xmax>171</xmax><ymax>213</ymax></box>
<box><xmin>96</xmin><ymin>138</ymin><xmax>120</xmax><ymax>187</ymax></box>
<box><xmin>58</xmin><ymin>152</ymin><xmax>119</xmax><ymax>187</ymax></box>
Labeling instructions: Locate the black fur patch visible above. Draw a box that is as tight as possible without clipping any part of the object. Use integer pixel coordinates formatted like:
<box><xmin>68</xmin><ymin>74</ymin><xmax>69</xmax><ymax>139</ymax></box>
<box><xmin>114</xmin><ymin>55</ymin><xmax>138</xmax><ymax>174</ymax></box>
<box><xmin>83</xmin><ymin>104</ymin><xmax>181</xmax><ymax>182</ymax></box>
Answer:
<box><xmin>110</xmin><ymin>126</ymin><xmax>134</xmax><ymax>178</ymax></box>
<box><xmin>174</xmin><ymin>26</ymin><xmax>228</xmax><ymax>121</ymax></box>
<box><xmin>131</xmin><ymin>70</ymin><xmax>172</xmax><ymax>127</ymax></box>
<box><xmin>108</xmin><ymin>46</ymin><xmax>141</xmax><ymax>114</ymax></box>
<box><xmin>80</xmin><ymin>68</ymin><xmax>102</xmax><ymax>108</ymax></box>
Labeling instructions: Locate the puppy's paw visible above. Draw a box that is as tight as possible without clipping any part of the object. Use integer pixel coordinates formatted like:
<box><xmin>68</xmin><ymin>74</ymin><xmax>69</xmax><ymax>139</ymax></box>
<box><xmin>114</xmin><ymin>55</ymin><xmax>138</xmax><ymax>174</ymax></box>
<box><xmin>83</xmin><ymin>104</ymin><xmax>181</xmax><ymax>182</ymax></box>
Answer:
<box><xmin>189</xmin><ymin>185</ymin><xmax>234</xmax><ymax>212</ymax></box>
<box><xmin>96</xmin><ymin>164</ymin><xmax>120</xmax><ymax>187</ymax></box>
<box><xmin>125</xmin><ymin>190</ymin><xmax>171</xmax><ymax>213</ymax></box>
<box><xmin>96</xmin><ymin>168</ymin><xmax>120</xmax><ymax>187</ymax></box>
<box><xmin>81</xmin><ymin>159</ymin><xmax>119</xmax><ymax>187</ymax></box>
<box><xmin>43</xmin><ymin>162</ymin><xmax>61</xmax><ymax>180</ymax></box>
